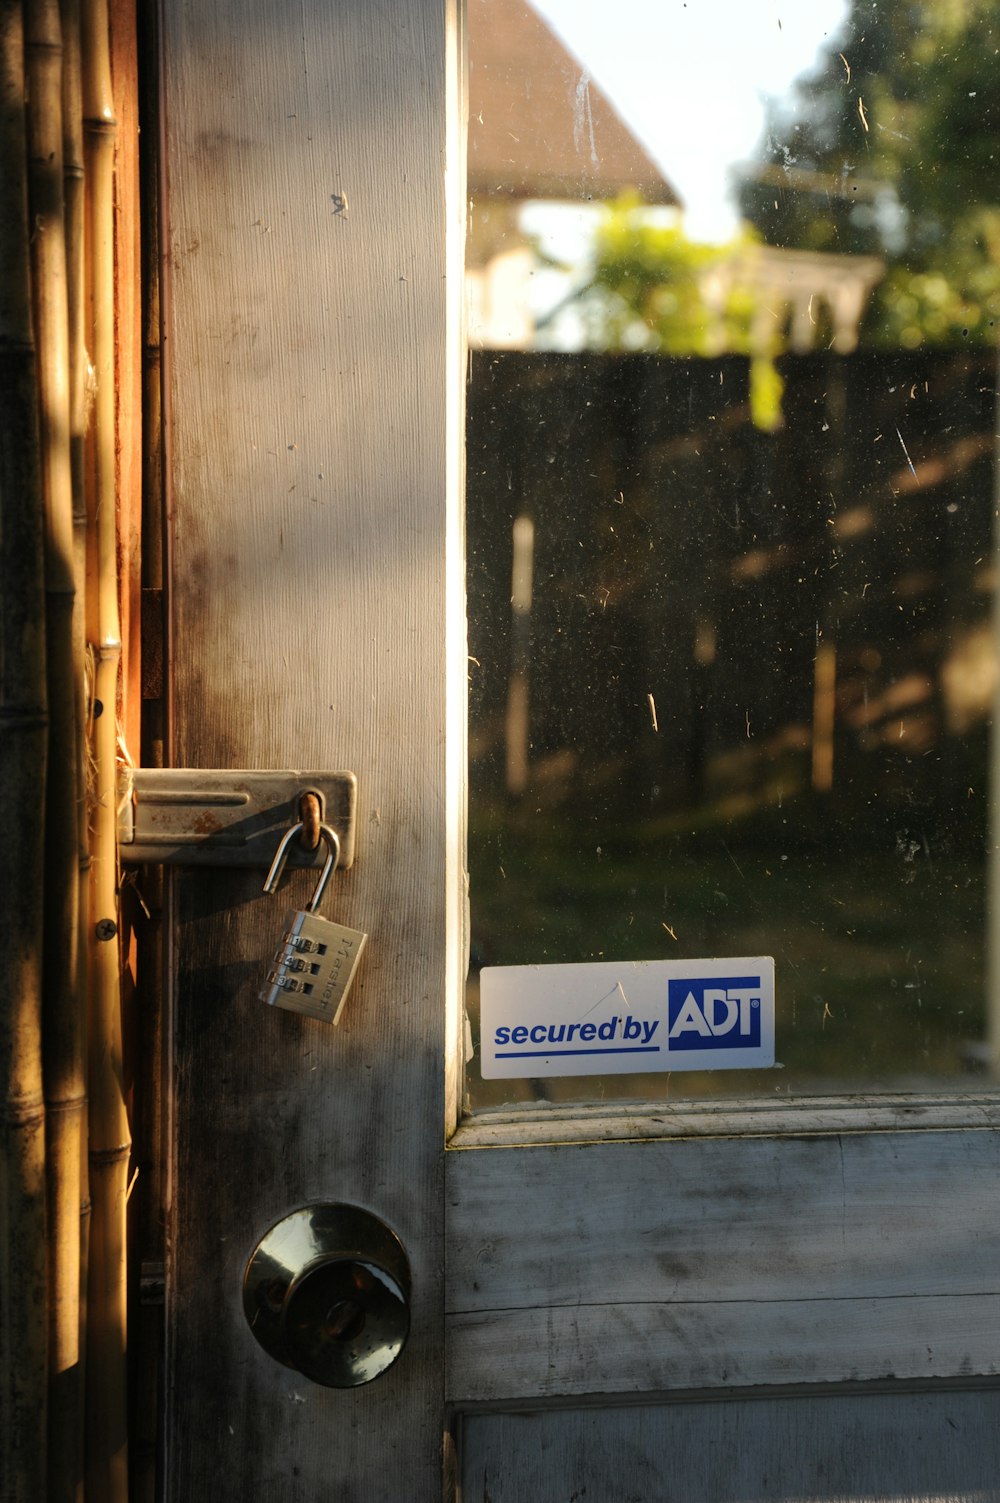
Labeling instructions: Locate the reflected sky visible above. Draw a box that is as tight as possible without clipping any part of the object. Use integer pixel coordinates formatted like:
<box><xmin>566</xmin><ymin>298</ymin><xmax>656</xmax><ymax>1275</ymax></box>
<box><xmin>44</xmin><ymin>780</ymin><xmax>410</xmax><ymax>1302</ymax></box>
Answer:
<box><xmin>531</xmin><ymin>0</ymin><xmax>850</xmax><ymax>239</ymax></box>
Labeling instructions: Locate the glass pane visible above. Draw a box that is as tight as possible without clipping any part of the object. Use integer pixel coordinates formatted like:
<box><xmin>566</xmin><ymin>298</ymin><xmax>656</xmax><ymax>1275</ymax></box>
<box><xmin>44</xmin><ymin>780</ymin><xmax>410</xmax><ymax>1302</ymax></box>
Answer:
<box><xmin>465</xmin><ymin>0</ymin><xmax>1000</xmax><ymax>1108</ymax></box>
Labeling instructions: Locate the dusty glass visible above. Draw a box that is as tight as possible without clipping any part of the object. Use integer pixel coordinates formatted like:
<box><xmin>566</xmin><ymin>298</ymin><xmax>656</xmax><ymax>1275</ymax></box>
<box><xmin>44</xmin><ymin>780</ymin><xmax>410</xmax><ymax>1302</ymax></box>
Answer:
<box><xmin>464</xmin><ymin>0</ymin><xmax>1000</xmax><ymax>1108</ymax></box>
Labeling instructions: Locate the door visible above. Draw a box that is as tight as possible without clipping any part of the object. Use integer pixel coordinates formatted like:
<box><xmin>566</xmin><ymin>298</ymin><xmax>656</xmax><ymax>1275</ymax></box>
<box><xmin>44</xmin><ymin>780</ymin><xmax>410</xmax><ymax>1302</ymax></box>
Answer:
<box><xmin>157</xmin><ymin>0</ymin><xmax>1000</xmax><ymax>1499</ymax></box>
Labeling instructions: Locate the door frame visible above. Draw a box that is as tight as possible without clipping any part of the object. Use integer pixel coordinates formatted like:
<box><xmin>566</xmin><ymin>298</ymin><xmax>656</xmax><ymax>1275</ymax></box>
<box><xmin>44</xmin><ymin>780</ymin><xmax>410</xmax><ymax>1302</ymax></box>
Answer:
<box><xmin>156</xmin><ymin>0</ymin><xmax>1000</xmax><ymax>1496</ymax></box>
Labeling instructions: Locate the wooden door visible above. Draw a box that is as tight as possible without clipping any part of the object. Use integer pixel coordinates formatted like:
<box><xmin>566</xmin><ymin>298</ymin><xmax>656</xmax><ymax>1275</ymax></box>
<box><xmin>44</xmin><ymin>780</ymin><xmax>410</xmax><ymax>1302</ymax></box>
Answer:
<box><xmin>159</xmin><ymin>1</ymin><xmax>1000</xmax><ymax>1499</ymax></box>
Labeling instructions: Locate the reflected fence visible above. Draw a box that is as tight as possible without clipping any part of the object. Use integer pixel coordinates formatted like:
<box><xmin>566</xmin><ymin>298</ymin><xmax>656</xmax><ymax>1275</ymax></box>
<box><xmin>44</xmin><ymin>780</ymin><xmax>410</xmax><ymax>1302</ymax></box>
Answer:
<box><xmin>469</xmin><ymin>349</ymin><xmax>995</xmax><ymax>827</ymax></box>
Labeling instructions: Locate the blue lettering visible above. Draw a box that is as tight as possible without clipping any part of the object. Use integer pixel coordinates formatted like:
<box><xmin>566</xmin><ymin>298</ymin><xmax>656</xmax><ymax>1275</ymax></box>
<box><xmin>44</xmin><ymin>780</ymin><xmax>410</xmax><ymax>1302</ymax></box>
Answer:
<box><xmin>491</xmin><ymin>1013</ymin><xmax>662</xmax><ymax>1059</ymax></box>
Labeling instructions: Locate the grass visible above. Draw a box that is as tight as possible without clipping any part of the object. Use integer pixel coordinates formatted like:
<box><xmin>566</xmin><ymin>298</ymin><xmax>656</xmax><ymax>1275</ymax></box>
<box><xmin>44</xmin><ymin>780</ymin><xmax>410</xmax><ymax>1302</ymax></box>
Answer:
<box><xmin>466</xmin><ymin>788</ymin><xmax>988</xmax><ymax>1109</ymax></box>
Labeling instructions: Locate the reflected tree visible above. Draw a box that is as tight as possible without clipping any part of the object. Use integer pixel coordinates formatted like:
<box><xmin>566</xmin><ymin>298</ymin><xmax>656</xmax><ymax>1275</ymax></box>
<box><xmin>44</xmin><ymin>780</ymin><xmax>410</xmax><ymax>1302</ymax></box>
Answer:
<box><xmin>580</xmin><ymin>203</ymin><xmax>787</xmax><ymax>429</ymax></box>
<box><xmin>739</xmin><ymin>0</ymin><xmax>1000</xmax><ymax>346</ymax></box>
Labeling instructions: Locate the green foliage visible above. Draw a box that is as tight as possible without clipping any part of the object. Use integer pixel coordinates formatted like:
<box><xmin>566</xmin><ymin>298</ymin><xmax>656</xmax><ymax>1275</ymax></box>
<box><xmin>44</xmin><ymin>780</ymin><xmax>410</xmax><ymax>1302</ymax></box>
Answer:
<box><xmin>584</xmin><ymin>198</ymin><xmax>784</xmax><ymax>429</ymax></box>
<box><xmin>749</xmin><ymin>355</ymin><xmax>785</xmax><ymax>434</ymax></box>
<box><xmin>878</xmin><ymin>257</ymin><xmax>1000</xmax><ymax>348</ymax></box>
<box><xmin>585</xmin><ymin>198</ymin><xmax>759</xmax><ymax>356</ymax></box>
<box><xmin>741</xmin><ymin>0</ymin><xmax>1000</xmax><ymax>347</ymax></box>
<box><xmin>583</xmin><ymin>1</ymin><xmax>1000</xmax><ymax>363</ymax></box>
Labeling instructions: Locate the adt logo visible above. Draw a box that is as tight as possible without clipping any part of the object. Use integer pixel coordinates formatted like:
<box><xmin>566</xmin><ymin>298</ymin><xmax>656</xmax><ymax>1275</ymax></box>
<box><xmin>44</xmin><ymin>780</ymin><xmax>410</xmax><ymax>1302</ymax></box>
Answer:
<box><xmin>667</xmin><ymin>976</ymin><xmax>762</xmax><ymax>1051</ymax></box>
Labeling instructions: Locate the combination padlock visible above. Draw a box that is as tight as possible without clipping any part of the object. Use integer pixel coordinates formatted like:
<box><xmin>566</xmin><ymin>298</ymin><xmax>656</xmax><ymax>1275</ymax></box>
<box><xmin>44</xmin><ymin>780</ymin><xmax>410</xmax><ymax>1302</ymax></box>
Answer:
<box><xmin>260</xmin><ymin>822</ymin><xmax>367</xmax><ymax>1024</ymax></box>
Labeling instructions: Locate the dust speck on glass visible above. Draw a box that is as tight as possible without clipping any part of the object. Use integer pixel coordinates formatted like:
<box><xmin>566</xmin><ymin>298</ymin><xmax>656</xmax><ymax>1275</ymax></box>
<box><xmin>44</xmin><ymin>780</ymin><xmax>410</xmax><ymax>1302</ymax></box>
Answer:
<box><xmin>464</xmin><ymin>0</ymin><xmax>1000</xmax><ymax>1108</ymax></box>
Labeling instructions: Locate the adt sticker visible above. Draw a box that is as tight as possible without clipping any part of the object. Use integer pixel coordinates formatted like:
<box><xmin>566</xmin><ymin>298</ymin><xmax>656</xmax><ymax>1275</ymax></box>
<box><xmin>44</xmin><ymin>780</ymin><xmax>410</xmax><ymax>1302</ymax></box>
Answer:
<box><xmin>479</xmin><ymin>957</ymin><xmax>775</xmax><ymax>1079</ymax></box>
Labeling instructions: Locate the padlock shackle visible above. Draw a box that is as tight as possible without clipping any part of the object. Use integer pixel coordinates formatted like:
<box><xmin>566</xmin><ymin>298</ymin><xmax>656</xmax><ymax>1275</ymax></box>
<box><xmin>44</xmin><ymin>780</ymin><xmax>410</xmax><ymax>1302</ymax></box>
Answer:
<box><xmin>263</xmin><ymin>822</ymin><xmax>341</xmax><ymax>910</ymax></box>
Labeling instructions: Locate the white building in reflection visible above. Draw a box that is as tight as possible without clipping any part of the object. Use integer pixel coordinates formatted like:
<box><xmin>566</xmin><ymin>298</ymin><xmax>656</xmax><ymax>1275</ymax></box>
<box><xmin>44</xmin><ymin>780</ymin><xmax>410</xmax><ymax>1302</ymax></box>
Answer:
<box><xmin>466</xmin><ymin>0</ymin><xmax>883</xmax><ymax>357</ymax></box>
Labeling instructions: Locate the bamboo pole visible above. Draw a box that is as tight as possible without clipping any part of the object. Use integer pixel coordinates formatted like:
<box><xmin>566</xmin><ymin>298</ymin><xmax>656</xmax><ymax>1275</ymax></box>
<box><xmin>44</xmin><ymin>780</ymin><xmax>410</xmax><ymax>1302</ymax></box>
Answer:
<box><xmin>82</xmin><ymin>0</ymin><xmax>130</xmax><ymax>1488</ymax></box>
<box><xmin>0</xmin><ymin>0</ymin><xmax>50</xmax><ymax>1496</ymax></box>
<box><xmin>24</xmin><ymin>4</ymin><xmax>88</xmax><ymax>1498</ymax></box>
<box><xmin>110</xmin><ymin>0</ymin><xmax>140</xmax><ymax>762</ymax></box>
<box><xmin>107</xmin><ymin>33</ymin><xmax>142</xmax><ymax>1494</ymax></box>
<box><xmin>59</xmin><ymin>0</ymin><xmax>90</xmax><ymax>1489</ymax></box>
<box><xmin>132</xmin><ymin>4</ymin><xmax>165</xmax><ymax>1493</ymax></box>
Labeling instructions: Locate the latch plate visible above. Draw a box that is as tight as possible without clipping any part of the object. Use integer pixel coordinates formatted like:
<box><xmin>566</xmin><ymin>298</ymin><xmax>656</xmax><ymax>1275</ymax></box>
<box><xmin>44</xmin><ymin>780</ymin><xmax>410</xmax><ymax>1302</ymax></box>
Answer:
<box><xmin>118</xmin><ymin>769</ymin><xmax>357</xmax><ymax>868</ymax></box>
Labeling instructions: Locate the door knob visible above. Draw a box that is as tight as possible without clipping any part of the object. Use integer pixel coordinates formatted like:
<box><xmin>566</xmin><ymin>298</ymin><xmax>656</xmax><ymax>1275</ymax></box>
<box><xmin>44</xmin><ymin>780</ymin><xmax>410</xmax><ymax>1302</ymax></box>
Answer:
<box><xmin>243</xmin><ymin>1203</ymin><xmax>410</xmax><ymax>1387</ymax></box>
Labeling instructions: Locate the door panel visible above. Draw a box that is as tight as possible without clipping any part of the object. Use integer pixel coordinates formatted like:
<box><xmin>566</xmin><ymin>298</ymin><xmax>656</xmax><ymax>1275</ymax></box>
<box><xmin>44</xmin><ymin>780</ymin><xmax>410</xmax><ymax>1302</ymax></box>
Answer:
<box><xmin>446</xmin><ymin>1126</ymin><xmax>1000</xmax><ymax>1403</ymax></box>
<box><xmin>460</xmin><ymin>1390</ymin><xmax>1000</xmax><ymax>1503</ymax></box>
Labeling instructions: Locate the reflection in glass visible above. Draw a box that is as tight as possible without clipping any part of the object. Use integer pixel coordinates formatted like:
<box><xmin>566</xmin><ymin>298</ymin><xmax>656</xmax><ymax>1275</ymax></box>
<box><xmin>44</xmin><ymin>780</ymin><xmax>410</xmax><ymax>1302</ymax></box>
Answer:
<box><xmin>465</xmin><ymin>0</ymin><xmax>1000</xmax><ymax>1107</ymax></box>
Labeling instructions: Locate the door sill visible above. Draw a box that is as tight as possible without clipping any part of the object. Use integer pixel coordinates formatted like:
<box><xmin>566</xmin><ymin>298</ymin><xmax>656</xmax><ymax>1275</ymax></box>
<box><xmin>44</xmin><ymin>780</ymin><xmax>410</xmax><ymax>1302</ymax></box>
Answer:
<box><xmin>450</xmin><ymin>1090</ymin><xmax>1000</xmax><ymax>1148</ymax></box>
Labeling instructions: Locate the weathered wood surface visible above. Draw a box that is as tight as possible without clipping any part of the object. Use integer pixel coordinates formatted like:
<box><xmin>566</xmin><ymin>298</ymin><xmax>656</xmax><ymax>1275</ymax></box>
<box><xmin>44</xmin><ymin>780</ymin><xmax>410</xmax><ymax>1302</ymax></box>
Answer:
<box><xmin>460</xmin><ymin>1389</ymin><xmax>1000</xmax><ymax>1503</ymax></box>
<box><xmin>450</xmin><ymin>1297</ymin><xmax>1000</xmax><ymax>1404</ymax></box>
<box><xmin>446</xmin><ymin>1129</ymin><xmax>1000</xmax><ymax>1403</ymax></box>
<box><xmin>161</xmin><ymin>0</ymin><xmax>454</xmax><ymax>1496</ymax></box>
<box><xmin>453</xmin><ymin>1094</ymin><xmax>1000</xmax><ymax>1147</ymax></box>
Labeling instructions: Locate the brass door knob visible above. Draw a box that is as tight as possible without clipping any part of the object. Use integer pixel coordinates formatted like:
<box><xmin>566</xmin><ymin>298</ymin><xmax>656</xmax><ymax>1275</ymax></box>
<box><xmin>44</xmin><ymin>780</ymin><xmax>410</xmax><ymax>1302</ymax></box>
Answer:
<box><xmin>243</xmin><ymin>1204</ymin><xmax>410</xmax><ymax>1387</ymax></box>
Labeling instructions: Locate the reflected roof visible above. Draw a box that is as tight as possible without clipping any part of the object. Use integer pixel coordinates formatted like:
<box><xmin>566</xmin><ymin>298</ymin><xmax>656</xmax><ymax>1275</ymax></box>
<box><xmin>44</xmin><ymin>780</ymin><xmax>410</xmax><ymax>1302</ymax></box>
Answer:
<box><xmin>468</xmin><ymin>0</ymin><xmax>680</xmax><ymax>205</ymax></box>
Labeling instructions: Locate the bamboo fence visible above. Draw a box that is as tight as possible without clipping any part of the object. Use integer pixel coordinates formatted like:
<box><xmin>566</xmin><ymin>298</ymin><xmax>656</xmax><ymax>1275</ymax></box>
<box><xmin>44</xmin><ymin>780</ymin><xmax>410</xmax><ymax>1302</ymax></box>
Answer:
<box><xmin>2</xmin><ymin>0</ymin><xmax>134</xmax><ymax>1494</ymax></box>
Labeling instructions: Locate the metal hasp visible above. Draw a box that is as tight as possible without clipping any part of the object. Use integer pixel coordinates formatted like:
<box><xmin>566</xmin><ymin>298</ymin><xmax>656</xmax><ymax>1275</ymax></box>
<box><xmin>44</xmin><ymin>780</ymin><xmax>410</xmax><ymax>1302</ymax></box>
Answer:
<box><xmin>117</xmin><ymin>768</ymin><xmax>357</xmax><ymax>868</ymax></box>
<box><xmin>243</xmin><ymin>1204</ymin><xmax>411</xmax><ymax>1387</ymax></box>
